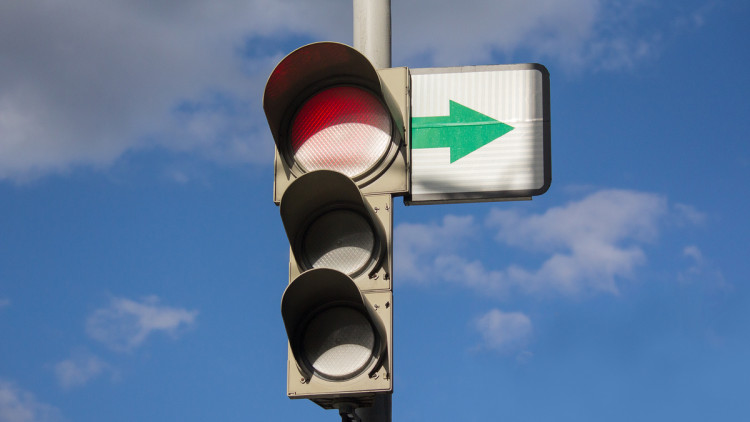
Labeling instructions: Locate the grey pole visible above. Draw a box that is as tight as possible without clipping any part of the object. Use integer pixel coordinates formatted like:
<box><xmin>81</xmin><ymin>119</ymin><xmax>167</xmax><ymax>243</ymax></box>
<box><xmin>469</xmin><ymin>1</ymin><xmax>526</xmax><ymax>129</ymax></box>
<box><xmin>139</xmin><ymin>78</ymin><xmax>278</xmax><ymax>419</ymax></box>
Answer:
<box><xmin>353</xmin><ymin>0</ymin><xmax>391</xmax><ymax>69</ymax></box>
<box><xmin>354</xmin><ymin>394</ymin><xmax>391</xmax><ymax>422</ymax></box>
<box><xmin>351</xmin><ymin>2</ymin><xmax>392</xmax><ymax>421</ymax></box>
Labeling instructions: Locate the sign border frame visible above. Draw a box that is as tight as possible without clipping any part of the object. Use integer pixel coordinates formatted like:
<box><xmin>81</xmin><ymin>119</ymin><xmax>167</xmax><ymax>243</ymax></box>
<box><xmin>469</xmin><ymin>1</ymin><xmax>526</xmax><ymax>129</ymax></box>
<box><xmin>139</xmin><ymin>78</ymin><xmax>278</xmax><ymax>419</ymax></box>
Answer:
<box><xmin>405</xmin><ymin>63</ymin><xmax>551</xmax><ymax>205</ymax></box>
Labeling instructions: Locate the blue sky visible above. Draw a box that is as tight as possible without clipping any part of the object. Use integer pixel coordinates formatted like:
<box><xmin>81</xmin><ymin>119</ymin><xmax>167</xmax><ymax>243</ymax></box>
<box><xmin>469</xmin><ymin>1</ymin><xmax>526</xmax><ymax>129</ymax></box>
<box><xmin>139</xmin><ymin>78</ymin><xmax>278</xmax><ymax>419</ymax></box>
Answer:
<box><xmin>1</xmin><ymin>1</ymin><xmax>748</xmax><ymax>421</ymax></box>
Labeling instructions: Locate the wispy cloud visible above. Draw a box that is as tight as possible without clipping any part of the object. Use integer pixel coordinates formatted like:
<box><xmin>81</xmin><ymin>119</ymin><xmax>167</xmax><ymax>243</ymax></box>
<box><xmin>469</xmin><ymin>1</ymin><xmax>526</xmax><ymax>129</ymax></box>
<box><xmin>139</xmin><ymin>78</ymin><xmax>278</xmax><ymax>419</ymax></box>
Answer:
<box><xmin>395</xmin><ymin>0</ymin><xmax>600</xmax><ymax>66</ymax></box>
<box><xmin>486</xmin><ymin>189</ymin><xmax>667</xmax><ymax>295</ymax></box>
<box><xmin>0</xmin><ymin>298</ymin><xmax>9</xmax><ymax>309</ymax></box>
<box><xmin>0</xmin><ymin>0</ymin><xmax>339</xmax><ymax>181</ymax></box>
<box><xmin>673</xmin><ymin>203</ymin><xmax>707</xmax><ymax>226</ymax></box>
<box><xmin>678</xmin><ymin>245</ymin><xmax>727</xmax><ymax>288</ymax></box>
<box><xmin>392</xmin><ymin>0</ymin><xmax>693</xmax><ymax>70</ymax></box>
<box><xmin>396</xmin><ymin>189</ymin><xmax>678</xmax><ymax>297</ymax></box>
<box><xmin>54</xmin><ymin>353</ymin><xmax>114</xmax><ymax>389</ymax></box>
<box><xmin>474</xmin><ymin>309</ymin><xmax>533</xmax><ymax>354</ymax></box>
<box><xmin>0</xmin><ymin>379</ymin><xmax>62</xmax><ymax>422</ymax></box>
<box><xmin>86</xmin><ymin>296</ymin><xmax>197</xmax><ymax>352</ymax></box>
<box><xmin>395</xmin><ymin>215</ymin><xmax>477</xmax><ymax>283</ymax></box>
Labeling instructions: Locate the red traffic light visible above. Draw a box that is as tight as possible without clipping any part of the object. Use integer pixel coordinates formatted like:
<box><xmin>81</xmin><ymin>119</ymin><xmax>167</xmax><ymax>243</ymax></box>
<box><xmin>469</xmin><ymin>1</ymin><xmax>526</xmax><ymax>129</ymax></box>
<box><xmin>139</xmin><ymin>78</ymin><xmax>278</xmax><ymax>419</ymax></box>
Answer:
<box><xmin>290</xmin><ymin>86</ymin><xmax>392</xmax><ymax>178</ymax></box>
<box><xmin>263</xmin><ymin>42</ymin><xmax>409</xmax><ymax>202</ymax></box>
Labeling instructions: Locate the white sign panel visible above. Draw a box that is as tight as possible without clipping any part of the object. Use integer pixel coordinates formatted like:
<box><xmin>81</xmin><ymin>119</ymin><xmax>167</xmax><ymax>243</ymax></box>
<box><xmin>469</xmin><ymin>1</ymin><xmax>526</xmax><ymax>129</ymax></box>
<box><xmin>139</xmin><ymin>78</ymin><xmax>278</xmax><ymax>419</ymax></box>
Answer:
<box><xmin>407</xmin><ymin>64</ymin><xmax>550</xmax><ymax>205</ymax></box>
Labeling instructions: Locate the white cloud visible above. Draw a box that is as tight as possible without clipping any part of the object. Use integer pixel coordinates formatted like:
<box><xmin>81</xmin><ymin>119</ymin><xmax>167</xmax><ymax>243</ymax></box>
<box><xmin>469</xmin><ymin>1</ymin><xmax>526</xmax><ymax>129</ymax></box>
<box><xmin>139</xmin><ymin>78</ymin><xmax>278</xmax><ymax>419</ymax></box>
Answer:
<box><xmin>394</xmin><ymin>0</ymin><xmax>599</xmax><ymax>66</ymax></box>
<box><xmin>474</xmin><ymin>309</ymin><xmax>532</xmax><ymax>353</ymax></box>
<box><xmin>673</xmin><ymin>203</ymin><xmax>707</xmax><ymax>226</ymax></box>
<box><xmin>683</xmin><ymin>245</ymin><xmax>703</xmax><ymax>263</ymax></box>
<box><xmin>54</xmin><ymin>354</ymin><xmax>113</xmax><ymax>389</ymax></box>
<box><xmin>392</xmin><ymin>0</ymin><xmax>675</xmax><ymax>69</ymax></box>
<box><xmin>486</xmin><ymin>189</ymin><xmax>667</xmax><ymax>295</ymax></box>
<box><xmin>86</xmin><ymin>296</ymin><xmax>197</xmax><ymax>352</ymax></box>
<box><xmin>0</xmin><ymin>0</ymin><xmax>347</xmax><ymax>181</ymax></box>
<box><xmin>678</xmin><ymin>245</ymin><xmax>727</xmax><ymax>288</ymax></box>
<box><xmin>0</xmin><ymin>1</ymin><xmax>696</xmax><ymax>181</ymax></box>
<box><xmin>394</xmin><ymin>214</ymin><xmax>476</xmax><ymax>283</ymax></box>
<box><xmin>487</xmin><ymin>190</ymin><xmax>666</xmax><ymax>251</ymax></box>
<box><xmin>0</xmin><ymin>379</ymin><xmax>62</xmax><ymax>422</ymax></box>
<box><xmin>396</xmin><ymin>189</ymin><xmax>672</xmax><ymax>297</ymax></box>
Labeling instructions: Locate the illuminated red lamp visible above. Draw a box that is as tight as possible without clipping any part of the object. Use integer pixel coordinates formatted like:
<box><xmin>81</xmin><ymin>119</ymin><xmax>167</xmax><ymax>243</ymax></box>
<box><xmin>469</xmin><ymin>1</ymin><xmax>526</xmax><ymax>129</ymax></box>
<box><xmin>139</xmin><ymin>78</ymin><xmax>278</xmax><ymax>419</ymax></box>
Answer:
<box><xmin>290</xmin><ymin>86</ymin><xmax>392</xmax><ymax>178</ymax></box>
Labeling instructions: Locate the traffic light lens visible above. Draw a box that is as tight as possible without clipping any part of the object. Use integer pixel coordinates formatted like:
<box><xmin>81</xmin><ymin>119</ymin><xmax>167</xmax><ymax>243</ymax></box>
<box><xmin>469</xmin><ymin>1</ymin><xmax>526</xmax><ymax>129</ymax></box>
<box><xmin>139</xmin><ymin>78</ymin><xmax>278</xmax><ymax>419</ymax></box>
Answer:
<box><xmin>290</xmin><ymin>86</ymin><xmax>392</xmax><ymax>178</ymax></box>
<box><xmin>302</xmin><ymin>306</ymin><xmax>375</xmax><ymax>380</ymax></box>
<box><xmin>302</xmin><ymin>209</ymin><xmax>375</xmax><ymax>276</ymax></box>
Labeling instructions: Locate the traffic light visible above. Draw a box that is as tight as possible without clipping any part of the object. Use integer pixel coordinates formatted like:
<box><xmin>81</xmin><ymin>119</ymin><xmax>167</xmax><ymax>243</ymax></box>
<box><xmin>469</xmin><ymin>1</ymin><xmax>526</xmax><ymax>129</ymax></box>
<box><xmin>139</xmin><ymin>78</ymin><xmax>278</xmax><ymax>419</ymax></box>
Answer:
<box><xmin>279</xmin><ymin>171</ymin><xmax>393</xmax><ymax>408</ymax></box>
<box><xmin>263</xmin><ymin>41</ymin><xmax>409</xmax><ymax>202</ymax></box>
<box><xmin>263</xmin><ymin>42</ymin><xmax>408</xmax><ymax>409</ymax></box>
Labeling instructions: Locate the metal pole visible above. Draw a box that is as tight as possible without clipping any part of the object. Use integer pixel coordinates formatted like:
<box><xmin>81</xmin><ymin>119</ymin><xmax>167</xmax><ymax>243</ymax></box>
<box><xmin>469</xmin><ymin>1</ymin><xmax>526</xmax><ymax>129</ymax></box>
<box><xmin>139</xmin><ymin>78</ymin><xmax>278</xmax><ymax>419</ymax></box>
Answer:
<box><xmin>352</xmin><ymin>2</ymin><xmax>392</xmax><ymax>421</ymax></box>
<box><xmin>353</xmin><ymin>0</ymin><xmax>391</xmax><ymax>69</ymax></box>
<box><xmin>354</xmin><ymin>394</ymin><xmax>391</xmax><ymax>422</ymax></box>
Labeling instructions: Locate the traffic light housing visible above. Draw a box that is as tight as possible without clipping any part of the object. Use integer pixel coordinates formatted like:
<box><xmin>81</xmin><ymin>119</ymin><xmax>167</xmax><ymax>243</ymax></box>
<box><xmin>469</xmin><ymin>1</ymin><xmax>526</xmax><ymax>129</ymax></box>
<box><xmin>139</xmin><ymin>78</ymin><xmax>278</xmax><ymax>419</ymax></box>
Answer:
<box><xmin>277</xmin><ymin>171</ymin><xmax>394</xmax><ymax>408</ymax></box>
<box><xmin>281</xmin><ymin>268</ymin><xmax>392</xmax><ymax>408</ymax></box>
<box><xmin>263</xmin><ymin>41</ymin><xmax>409</xmax><ymax>203</ymax></box>
<box><xmin>264</xmin><ymin>42</ymin><xmax>406</xmax><ymax>409</ymax></box>
<box><xmin>279</xmin><ymin>170</ymin><xmax>393</xmax><ymax>291</ymax></box>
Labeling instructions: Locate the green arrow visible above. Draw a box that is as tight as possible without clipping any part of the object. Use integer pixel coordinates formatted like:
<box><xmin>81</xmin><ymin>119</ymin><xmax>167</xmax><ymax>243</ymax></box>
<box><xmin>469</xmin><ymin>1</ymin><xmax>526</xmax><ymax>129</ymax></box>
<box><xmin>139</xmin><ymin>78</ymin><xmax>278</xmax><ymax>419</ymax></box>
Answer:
<box><xmin>412</xmin><ymin>101</ymin><xmax>514</xmax><ymax>163</ymax></box>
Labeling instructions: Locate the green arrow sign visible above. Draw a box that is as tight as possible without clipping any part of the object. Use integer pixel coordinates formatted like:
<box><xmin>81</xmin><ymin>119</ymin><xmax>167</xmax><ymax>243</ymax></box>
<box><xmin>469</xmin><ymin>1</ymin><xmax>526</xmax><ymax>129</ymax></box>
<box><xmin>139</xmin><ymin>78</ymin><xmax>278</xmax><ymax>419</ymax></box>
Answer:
<box><xmin>412</xmin><ymin>101</ymin><xmax>514</xmax><ymax>163</ymax></box>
